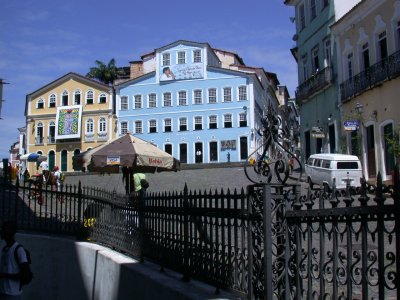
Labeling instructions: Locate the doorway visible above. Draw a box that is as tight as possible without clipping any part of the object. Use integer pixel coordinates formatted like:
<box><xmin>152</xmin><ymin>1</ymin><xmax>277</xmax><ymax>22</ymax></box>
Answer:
<box><xmin>366</xmin><ymin>125</ymin><xmax>376</xmax><ymax>178</ymax></box>
<box><xmin>195</xmin><ymin>142</ymin><xmax>203</xmax><ymax>164</ymax></box>
<box><xmin>240</xmin><ymin>137</ymin><xmax>248</xmax><ymax>160</ymax></box>
<box><xmin>179</xmin><ymin>144</ymin><xmax>187</xmax><ymax>164</ymax></box>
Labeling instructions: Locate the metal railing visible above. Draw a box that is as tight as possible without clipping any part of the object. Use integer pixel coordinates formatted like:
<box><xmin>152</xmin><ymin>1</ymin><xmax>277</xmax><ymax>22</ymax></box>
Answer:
<box><xmin>35</xmin><ymin>137</ymin><xmax>44</xmax><ymax>145</ymax></box>
<box><xmin>340</xmin><ymin>49</ymin><xmax>400</xmax><ymax>102</ymax></box>
<box><xmin>296</xmin><ymin>66</ymin><xmax>333</xmax><ymax>102</ymax></box>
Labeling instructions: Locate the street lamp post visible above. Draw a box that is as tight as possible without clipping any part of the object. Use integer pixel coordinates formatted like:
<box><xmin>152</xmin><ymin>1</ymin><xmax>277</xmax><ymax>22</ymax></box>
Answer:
<box><xmin>355</xmin><ymin>102</ymin><xmax>365</xmax><ymax>178</ymax></box>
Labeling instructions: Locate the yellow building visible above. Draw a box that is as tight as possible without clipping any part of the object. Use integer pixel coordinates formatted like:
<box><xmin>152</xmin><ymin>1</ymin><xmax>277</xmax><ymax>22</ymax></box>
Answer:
<box><xmin>24</xmin><ymin>72</ymin><xmax>116</xmax><ymax>174</ymax></box>
<box><xmin>332</xmin><ymin>0</ymin><xmax>400</xmax><ymax>182</ymax></box>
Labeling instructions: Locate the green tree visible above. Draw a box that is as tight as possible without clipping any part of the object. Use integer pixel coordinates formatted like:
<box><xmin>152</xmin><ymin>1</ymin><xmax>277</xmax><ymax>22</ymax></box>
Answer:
<box><xmin>386</xmin><ymin>127</ymin><xmax>400</xmax><ymax>164</ymax></box>
<box><xmin>86</xmin><ymin>59</ymin><xmax>117</xmax><ymax>85</ymax></box>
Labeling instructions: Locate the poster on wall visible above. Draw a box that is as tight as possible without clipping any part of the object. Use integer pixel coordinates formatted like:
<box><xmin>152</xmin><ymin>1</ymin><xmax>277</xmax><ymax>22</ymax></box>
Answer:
<box><xmin>55</xmin><ymin>105</ymin><xmax>82</xmax><ymax>140</ymax></box>
<box><xmin>221</xmin><ymin>140</ymin><xmax>237</xmax><ymax>150</ymax></box>
<box><xmin>159</xmin><ymin>63</ymin><xmax>203</xmax><ymax>82</ymax></box>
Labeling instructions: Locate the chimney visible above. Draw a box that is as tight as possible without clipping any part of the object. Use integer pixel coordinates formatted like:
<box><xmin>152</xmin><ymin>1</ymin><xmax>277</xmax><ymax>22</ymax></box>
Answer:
<box><xmin>130</xmin><ymin>61</ymin><xmax>144</xmax><ymax>79</ymax></box>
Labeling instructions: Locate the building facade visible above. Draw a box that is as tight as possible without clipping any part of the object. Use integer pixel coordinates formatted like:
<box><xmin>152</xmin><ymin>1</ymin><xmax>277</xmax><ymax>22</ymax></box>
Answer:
<box><xmin>24</xmin><ymin>73</ymin><xmax>115</xmax><ymax>173</ymax></box>
<box><xmin>115</xmin><ymin>40</ymin><xmax>281</xmax><ymax>164</ymax></box>
<box><xmin>285</xmin><ymin>0</ymin><xmax>361</xmax><ymax>163</ymax></box>
<box><xmin>332</xmin><ymin>0</ymin><xmax>400</xmax><ymax>181</ymax></box>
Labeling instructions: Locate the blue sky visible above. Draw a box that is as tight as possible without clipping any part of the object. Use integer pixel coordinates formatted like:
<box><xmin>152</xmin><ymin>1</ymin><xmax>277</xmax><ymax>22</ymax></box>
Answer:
<box><xmin>0</xmin><ymin>0</ymin><xmax>297</xmax><ymax>158</ymax></box>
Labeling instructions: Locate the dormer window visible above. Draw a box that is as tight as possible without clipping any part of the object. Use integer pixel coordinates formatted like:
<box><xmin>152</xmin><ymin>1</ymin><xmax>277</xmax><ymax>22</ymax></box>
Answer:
<box><xmin>37</xmin><ymin>98</ymin><xmax>44</xmax><ymax>109</ymax></box>
<box><xmin>178</xmin><ymin>51</ymin><xmax>186</xmax><ymax>64</ymax></box>
<box><xmin>62</xmin><ymin>90</ymin><xmax>69</xmax><ymax>106</ymax></box>
<box><xmin>162</xmin><ymin>53</ymin><xmax>171</xmax><ymax>66</ymax></box>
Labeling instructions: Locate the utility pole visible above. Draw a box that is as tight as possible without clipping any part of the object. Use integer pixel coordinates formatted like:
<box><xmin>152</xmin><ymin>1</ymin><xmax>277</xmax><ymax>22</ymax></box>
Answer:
<box><xmin>0</xmin><ymin>78</ymin><xmax>10</xmax><ymax>120</ymax></box>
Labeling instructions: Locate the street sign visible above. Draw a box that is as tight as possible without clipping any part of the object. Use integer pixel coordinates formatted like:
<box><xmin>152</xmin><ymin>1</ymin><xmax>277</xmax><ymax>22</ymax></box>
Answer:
<box><xmin>344</xmin><ymin>120</ymin><xmax>359</xmax><ymax>131</ymax></box>
<box><xmin>311</xmin><ymin>127</ymin><xmax>325</xmax><ymax>138</ymax></box>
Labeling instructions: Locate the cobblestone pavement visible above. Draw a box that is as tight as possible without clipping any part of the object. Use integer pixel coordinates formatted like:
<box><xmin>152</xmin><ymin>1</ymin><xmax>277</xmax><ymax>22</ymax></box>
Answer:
<box><xmin>64</xmin><ymin>165</ymin><xmax>304</xmax><ymax>195</ymax></box>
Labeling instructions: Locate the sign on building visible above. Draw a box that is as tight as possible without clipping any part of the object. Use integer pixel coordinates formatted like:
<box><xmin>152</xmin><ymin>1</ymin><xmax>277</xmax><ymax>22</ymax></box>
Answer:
<box><xmin>221</xmin><ymin>140</ymin><xmax>236</xmax><ymax>150</ymax></box>
<box><xmin>55</xmin><ymin>105</ymin><xmax>83</xmax><ymax>140</ymax></box>
<box><xmin>344</xmin><ymin>120</ymin><xmax>360</xmax><ymax>131</ymax></box>
<box><xmin>311</xmin><ymin>126</ymin><xmax>325</xmax><ymax>138</ymax></box>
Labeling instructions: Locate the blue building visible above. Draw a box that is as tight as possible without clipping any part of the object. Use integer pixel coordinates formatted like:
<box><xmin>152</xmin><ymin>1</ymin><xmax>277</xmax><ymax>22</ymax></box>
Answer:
<box><xmin>115</xmin><ymin>40</ymin><xmax>280</xmax><ymax>164</ymax></box>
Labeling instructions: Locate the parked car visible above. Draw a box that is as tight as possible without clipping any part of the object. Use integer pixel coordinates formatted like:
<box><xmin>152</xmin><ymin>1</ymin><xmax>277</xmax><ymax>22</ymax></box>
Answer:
<box><xmin>305</xmin><ymin>154</ymin><xmax>362</xmax><ymax>191</ymax></box>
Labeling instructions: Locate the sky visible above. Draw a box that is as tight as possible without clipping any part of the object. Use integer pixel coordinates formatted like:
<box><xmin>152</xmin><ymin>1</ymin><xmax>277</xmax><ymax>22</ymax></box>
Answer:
<box><xmin>0</xmin><ymin>0</ymin><xmax>297</xmax><ymax>159</ymax></box>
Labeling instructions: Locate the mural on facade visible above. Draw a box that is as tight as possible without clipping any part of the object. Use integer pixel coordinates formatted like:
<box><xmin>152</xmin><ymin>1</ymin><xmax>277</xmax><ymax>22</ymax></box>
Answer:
<box><xmin>159</xmin><ymin>63</ymin><xmax>203</xmax><ymax>82</ymax></box>
<box><xmin>55</xmin><ymin>105</ymin><xmax>82</xmax><ymax>139</ymax></box>
<box><xmin>221</xmin><ymin>140</ymin><xmax>237</xmax><ymax>150</ymax></box>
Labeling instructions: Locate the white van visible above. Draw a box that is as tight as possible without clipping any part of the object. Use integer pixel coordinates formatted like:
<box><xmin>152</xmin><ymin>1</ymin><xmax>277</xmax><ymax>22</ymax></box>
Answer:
<box><xmin>305</xmin><ymin>154</ymin><xmax>362</xmax><ymax>191</ymax></box>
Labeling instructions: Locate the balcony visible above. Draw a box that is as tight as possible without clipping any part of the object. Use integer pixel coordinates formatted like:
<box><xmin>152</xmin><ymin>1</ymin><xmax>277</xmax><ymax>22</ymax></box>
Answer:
<box><xmin>47</xmin><ymin>136</ymin><xmax>56</xmax><ymax>144</ymax></box>
<box><xmin>296</xmin><ymin>66</ymin><xmax>333</xmax><ymax>102</ymax></box>
<box><xmin>340</xmin><ymin>50</ymin><xmax>400</xmax><ymax>102</ymax></box>
<box><xmin>85</xmin><ymin>133</ymin><xmax>95</xmax><ymax>142</ymax></box>
<box><xmin>97</xmin><ymin>132</ymin><xmax>108</xmax><ymax>141</ymax></box>
<box><xmin>35</xmin><ymin>137</ymin><xmax>44</xmax><ymax>145</ymax></box>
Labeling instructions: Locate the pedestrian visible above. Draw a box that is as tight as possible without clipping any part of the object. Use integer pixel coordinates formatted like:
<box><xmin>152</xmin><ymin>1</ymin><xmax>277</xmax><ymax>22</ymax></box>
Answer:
<box><xmin>0</xmin><ymin>221</ymin><xmax>31</xmax><ymax>299</ymax></box>
<box><xmin>39</xmin><ymin>160</ymin><xmax>48</xmax><ymax>183</ymax></box>
<box><xmin>133</xmin><ymin>173</ymin><xmax>148</xmax><ymax>199</ymax></box>
<box><xmin>53</xmin><ymin>166</ymin><xmax>63</xmax><ymax>202</ymax></box>
<box><xmin>22</xmin><ymin>170</ymin><xmax>30</xmax><ymax>184</ymax></box>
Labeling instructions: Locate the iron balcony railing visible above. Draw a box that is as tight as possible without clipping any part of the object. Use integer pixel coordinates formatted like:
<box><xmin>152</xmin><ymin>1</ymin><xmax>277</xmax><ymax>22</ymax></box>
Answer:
<box><xmin>295</xmin><ymin>66</ymin><xmax>333</xmax><ymax>102</ymax></box>
<box><xmin>97</xmin><ymin>132</ymin><xmax>107</xmax><ymax>141</ymax></box>
<box><xmin>47</xmin><ymin>136</ymin><xmax>56</xmax><ymax>144</ymax></box>
<box><xmin>340</xmin><ymin>49</ymin><xmax>400</xmax><ymax>102</ymax></box>
<box><xmin>35</xmin><ymin>137</ymin><xmax>44</xmax><ymax>145</ymax></box>
<box><xmin>85</xmin><ymin>133</ymin><xmax>95</xmax><ymax>142</ymax></box>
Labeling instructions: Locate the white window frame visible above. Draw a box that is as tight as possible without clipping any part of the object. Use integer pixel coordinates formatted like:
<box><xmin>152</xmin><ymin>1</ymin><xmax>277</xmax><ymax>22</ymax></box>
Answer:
<box><xmin>238</xmin><ymin>86</ymin><xmax>247</xmax><ymax>101</ymax></box>
<box><xmin>223</xmin><ymin>87</ymin><xmax>232</xmax><ymax>102</ymax></box>
<box><xmin>162</xmin><ymin>53</ymin><xmax>171</xmax><ymax>66</ymax></box>
<box><xmin>74</xmin><ymin>89</ymin><xmax>81</xmax><ymax>105</ymax></box>
<box><xmin>346</xmin><ymin>52</ymin><xmax>354</xmax><ymax>80</ymax></box>
<box><xmin>324</xmin><ymin>38</ymin><xmax>331</xmax><ymax>67</ymax></box>
<box><xmin>239</xmin><ymin>112</ymin><xmax>247</xmax><ymax>127</ymax></box>
<box><xmin>299</xmin><ymin>3</ymin><xmax>306</xmax><ymax>31</ymax></box>
<box><xmin>163</xmin><ymin>92</ymin><xmax>172</xmax><ymax>107</ymax></box>
<box><xmin>99</xmin><ymin>117</ymin><xmax>107</xmax><ymax>133</ymax></box>
<box><xmin>120</xmin><ymin>121</ymin><xmax>128</xmax><ymax>135</ymax></box>
<box><xmin>376</xmin><ymin>30</ymin><xmax>388</xmax><ymax>61</ymax></box>
<box><xmin>86</xmin><ymin>119</ymin><xmax>94</xmax><ymax>134</ymax></box>
<box><xmin>37</xmin><ymin>98</ymin><xmax>44</xmax><ymax>109</ymax></box>
<box><xmin>164</xmin><ymin>118</ymin><xmax>172</xmax><ymax>132</ymax></box>
<box><xmin>209</xmin><ymin>115</ymin><xmax>218</xmax><ymax>129</ymax></box>
<box><xmin>61</xmin><ymin>90</ymin><xmax>69</xmax><ymax>106</ymax></box>
<box><xmin>193</xmin><ymin>50</ymin><xmax>201</xmax><ymax>63</ymax></box>
<box><xmin>310</xmin><ymin>0</ymin><xmax>317</xmax><ymax>20</ymax></box>
<box><xmin>312</xmin><ymin>46</ymin><xmax>320</xmax><ymax>73</ymax></box>
<box><xmin>149</xmin><ymin>119</ymin><xmax>157</xmax><ymax>133</ymax></box>
<box><xmin>208</xmin><ymin>88</ymin><xmax>217</xmax><ymax>103</ymax></box>
<box><xmin>177</xmin><ymin>51</ymin><xmax>186</xmax><ymax>64</ymax></box>
<box><xmin>179</xmin><ymin>117</ymin><xmax>188</xmax><ymax>131</ymax></box>
<box><xmin>178</xmin><ymin>90</ymin><xmax>187</xmax><ymax>106</ymax></box>
<box><xmin>99</xmin><ymin>93</ymin><xmax>107</xmax><ymax>104</ymax></box>
<box><xmin>134</xmin><ymin>94</ymin><xmax>143</xmax><ymax>109</ymax></box>
<box><xmin>224</xmin><ymin>114</ymin><xmax>233</xmax><ymax>128</ymax></box>
<box><xmin>86</xmin><ymin>90</ymin><xmax>94</xmax><ymax>105</ymax></box>
<box><xmin>120</xmin><ymin>96</ymin><xmax>129</xmax><ymax>110</ymax></box>
<box><xmin>360</xmin><ymin>42</ymin><xmax>370</xmax><ymax>70</ymax></box>
<box><xmin>194</xmin><ymin>116</ymin><xmax>203</xmax><ymax>130</ymax></box>
<box><xmin>135</xmin><ymin>120</ymin><xmax>143</xmax><ymax>134</ymax></box>
<box><xmin>193</xmin><ymin>89</ymin><xmax>202</xmax><ymax>104</ymax></box>
<box><xmin>49</xmin><ymin>94</ymin><xmax>56</xmax><ymax>108</ymax></box>
<box><xmin>148</xmin><ymin>93</ymin><xmax>157</xmax><ymax>108</ymax></box>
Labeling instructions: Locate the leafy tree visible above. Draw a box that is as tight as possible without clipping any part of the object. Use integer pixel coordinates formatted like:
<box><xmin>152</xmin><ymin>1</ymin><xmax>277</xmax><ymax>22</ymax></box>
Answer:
<box><xmin>86</xmin><ymin>59</ymin><xmax>117</xmax><ymax>85</ymax></box>
<box><xmin>386</xmin><ymin>127</ymin><xmax>400</xmax><ymax>163</ymax></box>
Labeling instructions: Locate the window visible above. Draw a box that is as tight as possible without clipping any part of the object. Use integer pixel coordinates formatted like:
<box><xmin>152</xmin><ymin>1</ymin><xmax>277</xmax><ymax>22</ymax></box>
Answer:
<box><xmin>37</xmin><ymin>99</ymin><xmax>44</xmax><ymax>109</ymax></box>
<box><xmin>322</xmin><ymin>160</ymin><xmax>331</xmax><ymax>168</ymax></box>
<box><xmin>179</xmin><ymin>118</ymin><xmax>187</xmax><ymax>131</ymax></box>
<box><xmin>86</xmin><ymin>90</ymin><xmax>94</xmax><ymax>105</ymax></box>
<box><xmin>164</xmin><ymin>119</ymin><xmax>172</xmax><ymax>132</ymax></box>
<box><xmin>301</xmin><ymin>55</ymin><xmax>308</xmax><ymax>82</ymax></box>
<box><xmin>208</xmin><ymin>88</ymin><xmax>217</xmax><ymax>103</ymax></box>
<box><xmin>310</xmin><ymin>0</ymin><xmax>316</xmax><ymax>20</ymax></box>
<box><xmin>223</xmin><ymin>87</ymin><xmax>232</xmax><ymax>102</ymax></box>
<box><xmin>164</xmin><ymin>144</ymin><xmax>172</xmax><ymax>155</ymax></box>
<box><xmin>149</xmin><ymin>120</ymin><xmax>157</xmax><ymax>133</ymax></box>
<box><xmin>377</xmin><ymin>31</ymin><xmax>388</xmax><ymax>61</ymax></box>
<box><xmin>239</xmin><ymin>113</ymin><xmax>247</xmax><ymax>127</ymax></box>
<box><xmin>193</xmin><ymin>50</ymin><xmax>201</xmax><ymax>63</ymax></box>
<box><xmin>86</xmin><ymin>119</ymin><xmax>94</xmax><ymax>134</ymax></box>
<box><xmin>361</xmin><ymin>43</ymin><xmax>370</xmax><ymax>70</ymax></box>
<box><xmin>194</xmin><ymin>89</ymin><xmax>202</xmax><ymax>104</ymax></box>
<box><xmin>148</xmin><ymin>93</ymin><xmax>157</xmax><ymax>108</ymax></box>
<box><xmin>49</xmin><ymin>122</ymin><xmax>55</xmax><ymax>143</ymax></box>
<box><xmin>347</xmin><ymin>53</ymin><xmax>354</xmax><ymax>79</ymax></box>
<box><xmin>324</xmin><ymin>39</ymin><xmax>331</xmax><ymax>67</ymax></box>
<box><xmin>299</xmin><ymin>3</ymin><xmax>305</xmax><ymax>30</ymax></box>
<box><xmin>121</xmin><ymin>96</ymin><xmax>128</xmax><ymax>110</ymax></box>
<box><xmin>224</xmin><ymin>114</ymin><xmax>232</xmax><ymax>128</ymax></box>
<box><xmin>163</xmin><ymin>92</ymin><xmax>172</xmax><ymax>107</ymax></box>
<box><xmin>209</xmin><ymin>115</ymin><xmax>217</xmax><ymax>129</ymax></box>
<box><xmin>135</xmin><ymin>121</ymin><xmax>143</xmax><ymax>134</ymax></box>
<box><xmin>134</xmin><ymin>95</ymin><xmax>142</xmax><ymax>109</ymax></box>
<box><xmin>194</xmin><ymin>116</ymin><xmax>202</xmax><ymax>130</ymax></box>
<box><xmin>49</xmin><ymin>94</ymin><xmax>56</xmax><ymax>108</ymax></box>
<box><xmin>162</xmin><ymin>53</ymin><xmax>170</xmax><ymax>66</ymax></box>
<box><xmin>178</xmin><ymin>51</ymin><xmax>186</xmax><ymax>64</ymax></box>
<box><xmin>396</xmin><ymin>21</ymin><xmax>400</xmax><ymax>50</ymax></box>
<box><xmin>120</xmin><ymin>122</ymin><xmax>128</xmax><ymax>135</ymax></box>
<box><xmin>74</xmin><ymin>90</ymin><xmax>81</xmax><ymax>105</ymax></box>
<box><xmin>62</xmin><ymin>90</ymin><xmax>69</xmax><ymax>106</ymax></box>
<box><xmin>36</xmin><ymin>122</ymin><xmax>43</xmax><ymax>144</ymax></box>
<box><xmin>178</xmin><ymin>91</ymin><xmax>187</xmax><ymax>106</ymax></box>
<box><xmin>238</xmin><ymin>86</ymin><xmax>247</xmax><ymax>101</ymax></box>
<box><xmin>337</xmin><ymin>162</ymin><xmax>359</xmax><ymax>169</ymax></box>
<box><xmin>312</xmin><ymin>46</ymin><xmax>320</xmax><ymax>73</ymax></box>
<box><xmin>321</xmin><ymin>0</ymin><xmax>329</xmax><ymax>9</ymax></box>
<box><xmin>99</xmin><ymin>93</ymin><xmax>107</xmax><ymax>104</ymax></box>
<box><xmin>99</xmin><ymin>118</ymin><xmax>106</xmax><ymax>133</ymax></box>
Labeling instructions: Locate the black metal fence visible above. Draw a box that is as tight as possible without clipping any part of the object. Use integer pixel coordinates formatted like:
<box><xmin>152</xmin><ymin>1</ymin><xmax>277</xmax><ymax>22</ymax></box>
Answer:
<box><xmin>1</xmin><ymin>167</ymin><xmax>399</xmax><ymax>299</ymax></box>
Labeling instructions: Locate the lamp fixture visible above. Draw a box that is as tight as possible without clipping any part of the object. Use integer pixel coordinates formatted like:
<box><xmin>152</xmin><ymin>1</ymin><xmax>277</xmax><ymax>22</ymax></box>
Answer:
<box><xmin>328</xmin><ymin>114</ymin><xmax>332</xmax><ymax>122</ymax></box>
<box><xmin>355</xmin><ymin>102</ymin><xmax>363</xmax><ymax>115</ymax></box>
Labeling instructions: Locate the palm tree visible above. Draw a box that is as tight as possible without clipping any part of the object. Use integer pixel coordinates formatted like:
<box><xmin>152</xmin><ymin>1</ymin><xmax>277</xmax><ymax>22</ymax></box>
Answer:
<box><xmin>86</xmin><ymin>59</ymin><xmax>117</xmax><ymax>85</ymax></box>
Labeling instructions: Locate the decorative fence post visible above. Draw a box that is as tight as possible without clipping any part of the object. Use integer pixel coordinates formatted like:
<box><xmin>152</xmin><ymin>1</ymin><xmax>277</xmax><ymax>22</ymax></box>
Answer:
<box><xmin>393</xmin><ymin>164</ymin><xmax>400</xmax><ymax>300</ymax></box>
<box><xmin>182</xmin><ymin>183</ymin><xmax>190</xmax><ymax>281</ymax></box>
<box><xmin>77</xmin><ymin>181</ymin><xmax>82</xmax><ymax>239</ymax></box>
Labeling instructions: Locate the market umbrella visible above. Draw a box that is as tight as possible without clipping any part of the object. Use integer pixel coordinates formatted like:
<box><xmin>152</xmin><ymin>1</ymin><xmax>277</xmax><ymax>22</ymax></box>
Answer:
<box><xmin>20</xmin><ymin>153</ymin><xmax>47</xmax><ymax>162</ymax></box>
<box><xmin>73</xmin><ymin>133</ymin><xmax>180</xmax><ymax>173</ymax></box>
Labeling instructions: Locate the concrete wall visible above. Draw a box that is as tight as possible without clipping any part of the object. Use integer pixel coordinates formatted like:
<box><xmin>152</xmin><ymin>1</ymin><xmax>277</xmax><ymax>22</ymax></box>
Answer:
<box><xmin>16</xmin><ymin>233</ymin><xmax>235</xmax><ymax>300</ymax></box>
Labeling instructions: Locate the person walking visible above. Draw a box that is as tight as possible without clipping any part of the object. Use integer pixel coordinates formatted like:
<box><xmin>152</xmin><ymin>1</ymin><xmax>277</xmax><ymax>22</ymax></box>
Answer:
<box><xmin>39</xmin><ymin>160</ymin><xmax>48</xmax><ymax>183</ymax></box>
<box><xmin>133</xmin><ymin>173</ymin><xmax>147</xmax><ymax>199</ymax></box>
<box><xmin>0</xmin><ymin>221</ymin><xmax>31</xmax><ymax>300</ymax></box>
<box><xmin>53</xmin><ymin>166</ymin><xmax>63</xmax><ymax>202</ymax></box>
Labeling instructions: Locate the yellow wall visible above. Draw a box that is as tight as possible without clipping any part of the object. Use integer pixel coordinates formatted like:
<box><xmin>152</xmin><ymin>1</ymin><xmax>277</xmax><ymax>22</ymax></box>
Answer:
<box><xmin>26</xmin><ymin>74</ymin><xmax>116</xmax><ymax>174</ymax></box>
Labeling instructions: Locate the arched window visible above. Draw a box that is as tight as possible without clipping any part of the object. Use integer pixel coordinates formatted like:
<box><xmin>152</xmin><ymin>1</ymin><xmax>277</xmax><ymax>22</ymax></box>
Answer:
<box><xmin>99</xmin><ymin>118</ymin><xmax>107</xmax><ymax>133</ymax></box>
<box><xmin>48</xmin><ymin>150</ymin><xmax>55</xmax><ymax>172</ymax></box>
<box><xmin>86</xmin><ymin>90</ymin><xmax>94</xmax><ymax>105</ymax></box>
<box><xmin>49</xmin><ymin>94</ymin><xmax>56</xmax><ymax>108</ymax></box>
<box><xmin>73</xmin><ymin>149</ymin><xmax>81</xmax><ymax>171</ymax></box>
<box><xmin>74</xmin><ymin>90</ymin><xmax>81</xmax><ymax>105</ymax></box>
<box><xmin>61</xmin><ymin>150</ymin><xmax>68</xmax><ymax>172</ymax></box>
<box><xmin>48</xmin><ymin>122</ymin><xmax>55</xmax><ymax>143</ymax></box>
<box><xmin>37</xmin><ymin>98</ymin><xmax>44</xmax><ymax>109</ymax></box>
<box><xmin>36</xmin><ymin>122</ymin><xmax>44</xmax><ymax>144</ymax></box>
<box><xmin>86</xmin><ymin>119</ymin><xmax>94</xmax><ymax>134</ymax></box>
<box><xmin>99</xmin><ymin>93</ymin><xmax>107</xmax><ymax>104</ymax></box>
<box><xmin>62</xmin><ymin>90</ymin><xmax>69</xmax><ymax>106</ymax></box>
